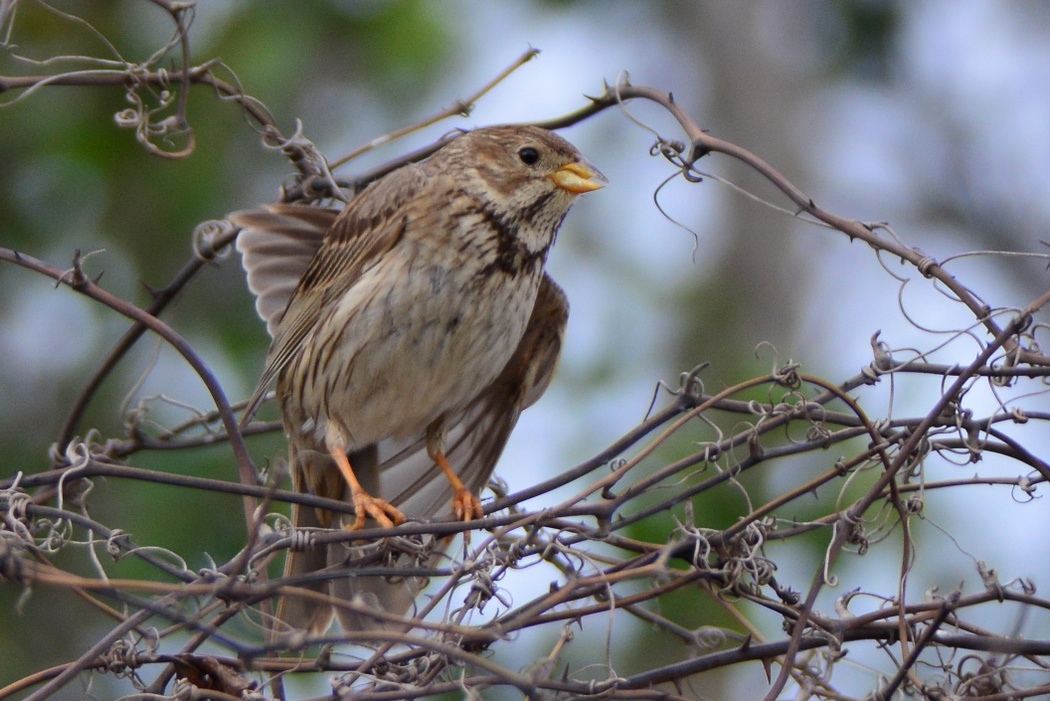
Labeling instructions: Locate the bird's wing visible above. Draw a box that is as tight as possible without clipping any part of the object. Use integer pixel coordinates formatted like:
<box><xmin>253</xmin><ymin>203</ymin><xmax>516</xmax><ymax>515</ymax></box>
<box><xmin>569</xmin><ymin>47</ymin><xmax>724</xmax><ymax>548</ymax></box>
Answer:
<box><xmin>380</xmin><ymin>275</ymin><xmax>569</xmax><ymax>519</ymax></box>
<box><xmin>231</xmin><ymin>203</ymin><xmax>339</xmax><ymax>336</ymax></box>
<box><xmin>233</xmin><ymin>165</ymin><xmax>428</xmax><ymax>423</ymax></box>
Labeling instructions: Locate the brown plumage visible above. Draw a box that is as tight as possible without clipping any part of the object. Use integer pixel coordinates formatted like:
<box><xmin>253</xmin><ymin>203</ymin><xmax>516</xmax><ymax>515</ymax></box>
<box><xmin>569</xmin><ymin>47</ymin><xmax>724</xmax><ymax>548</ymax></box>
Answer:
<box><xmin>231</xmin><ymin>125</ymin><xmax>602</xmax><ymax>634</ymax></box>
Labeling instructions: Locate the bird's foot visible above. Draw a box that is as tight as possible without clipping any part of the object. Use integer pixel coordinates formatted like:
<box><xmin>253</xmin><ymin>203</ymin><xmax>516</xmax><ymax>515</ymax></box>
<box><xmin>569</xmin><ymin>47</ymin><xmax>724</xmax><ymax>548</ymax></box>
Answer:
<box><xmin>452</xmin><ymin>488</ymin><xmax>484</xmax><ymax>522</ymax></box>
<box><xmin>346</xmin><ymin>492</ymin><xmax>406</xmax><ymax>531</ymax></box>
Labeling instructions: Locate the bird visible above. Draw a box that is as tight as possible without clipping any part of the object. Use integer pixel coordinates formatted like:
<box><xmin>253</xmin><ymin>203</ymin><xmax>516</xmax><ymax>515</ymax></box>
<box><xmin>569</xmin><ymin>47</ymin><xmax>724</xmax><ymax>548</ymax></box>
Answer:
<box><xmin>230</xmin><ymin>125</ymin><xmax>604</xmax><ymax>634</ymax></box>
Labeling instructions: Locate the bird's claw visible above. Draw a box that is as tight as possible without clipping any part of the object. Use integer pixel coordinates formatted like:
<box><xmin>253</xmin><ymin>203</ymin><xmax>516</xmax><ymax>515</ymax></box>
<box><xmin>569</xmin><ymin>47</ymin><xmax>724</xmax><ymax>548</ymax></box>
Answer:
<box><xmin>453</xmin><ymin>489</ymin><xmax>484</xmax><ymax>522</ymax></box>
<box><xmin>346</xmin><ymin>493</ymin><xmax>406</xmax><ymax>531</ymax></box>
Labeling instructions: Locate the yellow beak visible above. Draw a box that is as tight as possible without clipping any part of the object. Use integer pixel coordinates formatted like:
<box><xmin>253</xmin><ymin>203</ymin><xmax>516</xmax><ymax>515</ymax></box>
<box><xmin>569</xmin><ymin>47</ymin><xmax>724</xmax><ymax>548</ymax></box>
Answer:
<box><xmin>549</xmin><ymin>161</ymin><xmax>606</xmax><ymax>194</ymax></box>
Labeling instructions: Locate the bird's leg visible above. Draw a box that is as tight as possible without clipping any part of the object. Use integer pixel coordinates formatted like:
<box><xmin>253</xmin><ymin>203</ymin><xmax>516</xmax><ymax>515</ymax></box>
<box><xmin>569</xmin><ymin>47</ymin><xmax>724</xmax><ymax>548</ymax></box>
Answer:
<box><xmin>426</xmin><ymin>423</ymin><xmax>484</xmax><ymax>522</ymax></box>
<box><xmin>331</xmin><ymin>447</ymin><xmax>406</xmax><ymax>530</ymax></box>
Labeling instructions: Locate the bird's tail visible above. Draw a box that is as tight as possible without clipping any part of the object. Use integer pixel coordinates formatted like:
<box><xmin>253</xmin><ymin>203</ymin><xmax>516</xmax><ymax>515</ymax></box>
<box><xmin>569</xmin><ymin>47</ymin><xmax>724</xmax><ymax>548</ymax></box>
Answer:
<box><xmin>273</xmin><ymin>445</ymin><xmax>437</xmax><ymax>637</ymax></box>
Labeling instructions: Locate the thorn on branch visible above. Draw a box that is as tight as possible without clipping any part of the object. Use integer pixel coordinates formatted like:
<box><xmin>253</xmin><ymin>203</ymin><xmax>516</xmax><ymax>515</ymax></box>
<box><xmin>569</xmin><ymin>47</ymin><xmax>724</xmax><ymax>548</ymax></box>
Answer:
<box><xmin>448</xmin><ymin>99</ymin><xmax>472</xmax><ymax>117</ymax></box>
<box><xmin>57</xmin><ymin>248</ymin><xmax>90</xmax><ymax>290</ymax></box>
<box><xmin>793</xmin><ymin>198</ymin><xmax>817</xmax><ymax>217</ymax></box>
<box><xmin>769</xmin><ymin>578</ymin><xmax>800</xmax><ymax>606</ymax></box>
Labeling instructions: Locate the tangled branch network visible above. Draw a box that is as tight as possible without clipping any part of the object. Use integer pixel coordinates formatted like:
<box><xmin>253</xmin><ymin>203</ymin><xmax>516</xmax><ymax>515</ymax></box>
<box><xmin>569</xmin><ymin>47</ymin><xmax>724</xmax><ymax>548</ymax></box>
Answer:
<box><xmin>4</xmin><ymin>5</ymin><xmax>1050</xmax><ymax>700</ymax></box>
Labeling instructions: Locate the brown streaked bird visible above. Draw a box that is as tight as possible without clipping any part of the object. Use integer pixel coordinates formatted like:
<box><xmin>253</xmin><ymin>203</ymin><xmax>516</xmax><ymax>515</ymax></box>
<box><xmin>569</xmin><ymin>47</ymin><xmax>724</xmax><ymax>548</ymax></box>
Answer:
<box><xmin>230</xmin><ymin>125</ymin><xmax>603</xmax><ymax>634</ymax></box>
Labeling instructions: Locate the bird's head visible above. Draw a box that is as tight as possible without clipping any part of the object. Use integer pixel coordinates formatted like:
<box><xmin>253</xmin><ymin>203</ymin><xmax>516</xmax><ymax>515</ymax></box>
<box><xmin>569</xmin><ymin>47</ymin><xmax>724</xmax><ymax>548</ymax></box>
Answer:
<box><xmin>441</xmin><ymin>125</ymin><xmax>606</xmax><ymax>231</ymax></box>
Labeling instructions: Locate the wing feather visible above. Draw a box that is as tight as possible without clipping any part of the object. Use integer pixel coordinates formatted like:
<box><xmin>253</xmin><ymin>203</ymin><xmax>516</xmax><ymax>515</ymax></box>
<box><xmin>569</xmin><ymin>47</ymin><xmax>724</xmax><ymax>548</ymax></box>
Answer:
<box><xmin>231</xmin><ymin>203</ymin><xmax>339</xmax><ymax>335</ymax></box>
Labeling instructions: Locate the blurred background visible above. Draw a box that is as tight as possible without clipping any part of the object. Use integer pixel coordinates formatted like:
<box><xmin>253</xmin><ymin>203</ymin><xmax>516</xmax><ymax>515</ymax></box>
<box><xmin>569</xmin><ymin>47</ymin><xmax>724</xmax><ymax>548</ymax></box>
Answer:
<box><xmin>3</xmin><ymin>1</ymin><xmax>1050</xmax><ymax>698</ymax></box>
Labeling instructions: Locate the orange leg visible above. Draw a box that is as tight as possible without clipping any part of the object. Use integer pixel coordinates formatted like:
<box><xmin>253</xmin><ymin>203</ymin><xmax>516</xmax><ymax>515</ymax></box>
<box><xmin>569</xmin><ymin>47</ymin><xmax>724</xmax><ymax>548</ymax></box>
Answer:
<box><xmin>432</xmin><ymin>450</ymin><xmax>484</xmax><ymax>522</ymax></box>
<box><xmin>332</xmin><ymin>447</ymin><xmax>406</xmax><ymax>530</ymax></box>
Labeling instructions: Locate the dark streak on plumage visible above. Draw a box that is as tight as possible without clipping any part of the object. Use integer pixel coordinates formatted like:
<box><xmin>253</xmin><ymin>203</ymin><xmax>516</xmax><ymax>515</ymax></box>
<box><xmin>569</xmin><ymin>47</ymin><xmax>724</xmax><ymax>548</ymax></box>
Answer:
<box><xmin>518</xmin><ymin>189</ymin><xmax>556</xmax><ymax>226</ymax></box>
<box><xmin>471</xmin><ymin>202</ymin><xmax>551</xmax><ymax>278</ymax></box>
<box><xmin>296</xmin><ymin>212</ymin><xmax>410</xmax><ymax>297</ymax></box>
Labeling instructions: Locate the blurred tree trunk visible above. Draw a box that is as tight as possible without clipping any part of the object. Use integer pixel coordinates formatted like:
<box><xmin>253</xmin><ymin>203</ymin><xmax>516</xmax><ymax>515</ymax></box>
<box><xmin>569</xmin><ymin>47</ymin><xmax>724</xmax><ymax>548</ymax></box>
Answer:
<box><xmin>674</xmin><ymin>2</ymin><xmax>815</xmax><ymax>380</ymax></box>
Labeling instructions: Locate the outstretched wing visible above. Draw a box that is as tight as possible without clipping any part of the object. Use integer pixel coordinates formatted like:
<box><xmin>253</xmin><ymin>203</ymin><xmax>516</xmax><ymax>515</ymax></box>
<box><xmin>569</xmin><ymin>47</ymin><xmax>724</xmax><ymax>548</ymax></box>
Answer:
<box><xmin>231</xmin><ymin>203</ymin><xmax>339</xmax><ymax>337</ymax></box>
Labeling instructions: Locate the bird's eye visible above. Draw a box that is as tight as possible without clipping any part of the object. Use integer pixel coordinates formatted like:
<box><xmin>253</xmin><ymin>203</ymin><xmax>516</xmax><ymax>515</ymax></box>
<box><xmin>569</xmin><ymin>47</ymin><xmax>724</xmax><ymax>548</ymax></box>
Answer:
<box><xmin>517</xmin><ymin>146</ymin><xmax>540</xmax><ymax>165</ymax></box>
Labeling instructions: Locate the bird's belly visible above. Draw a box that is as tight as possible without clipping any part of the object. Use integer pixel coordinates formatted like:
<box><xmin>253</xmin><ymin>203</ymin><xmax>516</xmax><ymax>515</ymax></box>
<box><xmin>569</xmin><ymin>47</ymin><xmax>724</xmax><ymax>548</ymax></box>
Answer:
<box><xmin>283</xmin><ymin>261</ymin><xmax>541</xmax><ymax>452</ymax></box>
